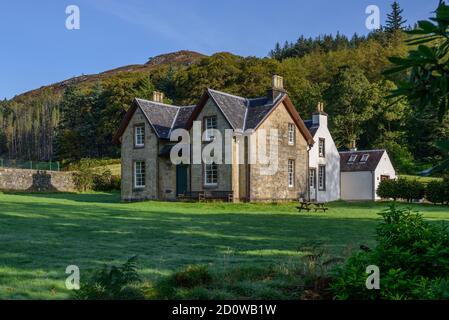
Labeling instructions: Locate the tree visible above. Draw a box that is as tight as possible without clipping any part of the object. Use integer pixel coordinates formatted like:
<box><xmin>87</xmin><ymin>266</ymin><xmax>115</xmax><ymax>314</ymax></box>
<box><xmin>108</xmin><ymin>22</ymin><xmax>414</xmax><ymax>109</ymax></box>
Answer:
<box><xmin>387</xmin><ymin>1</ymin><xmax>449</xmax><ymax>173</ymax></box>
<box><xmin>385</xmin><ymin>1</ymin><xmax>407</xmax><ymax>33</ymax></box>
<box><xmin>324</xmin><ymin>66</ymin><xmax>375</xmax><ymax>148</ymax></box>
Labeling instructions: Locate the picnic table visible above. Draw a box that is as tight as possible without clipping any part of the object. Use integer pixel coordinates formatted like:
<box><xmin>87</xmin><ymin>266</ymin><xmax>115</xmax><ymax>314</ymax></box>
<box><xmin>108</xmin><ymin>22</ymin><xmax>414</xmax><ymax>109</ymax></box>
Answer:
<box><xmin>296</xmin><ymin>202</ymin><xmax>313</xmax><ymax>212</ymax></box>
<box><xmin>296</xmin><ymin>202</ymin><xmax>329</xmax><ymax>213</ymax></box>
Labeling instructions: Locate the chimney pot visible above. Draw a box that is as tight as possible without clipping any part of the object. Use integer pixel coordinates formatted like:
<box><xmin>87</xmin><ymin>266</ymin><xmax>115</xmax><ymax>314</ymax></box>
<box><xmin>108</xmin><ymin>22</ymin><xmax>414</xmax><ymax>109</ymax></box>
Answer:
<box><xmin>349</xmin><ymin>140</ymin><xmax>357</xmax><ymax>152</ymax></box>
<box><xmin>153</xmin><ymin>91</ymin><xmax>164</xmax><ymax>103</ymax></box>
<box><xmin>272</xmin><ymin>75</ymin><xmax>284</xmax><ymax>90</ymax></box>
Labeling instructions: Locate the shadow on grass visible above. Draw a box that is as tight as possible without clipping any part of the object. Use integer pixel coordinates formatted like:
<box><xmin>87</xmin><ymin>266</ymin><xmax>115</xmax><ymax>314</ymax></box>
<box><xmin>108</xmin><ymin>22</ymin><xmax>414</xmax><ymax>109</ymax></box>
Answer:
<box><xmin>1</xmin><ymin>192</ymin><xmax>448</xmax><ymax>299</ymax></box>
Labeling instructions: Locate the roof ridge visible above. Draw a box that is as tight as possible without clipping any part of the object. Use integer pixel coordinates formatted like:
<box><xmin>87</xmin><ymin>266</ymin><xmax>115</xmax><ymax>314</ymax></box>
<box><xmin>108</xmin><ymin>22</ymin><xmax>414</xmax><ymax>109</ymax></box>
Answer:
<box><xmin>207</xmin><ymin>88</ymin><xmax>246</xmax><ymax>101</ymax></box>
<box><xmin>339</xmin><ymin>149</ymin><xmax>386</xmax><ymax>153</ymax></box>
<box><xmin>135</xmin><ymin>98</ymin><xmax>181</xmax><ymax>109</ymax></box>
<box><xmin>168</xmin><ymin>108</ymin><xmax>181</xmax><ymax>137</ymax></box>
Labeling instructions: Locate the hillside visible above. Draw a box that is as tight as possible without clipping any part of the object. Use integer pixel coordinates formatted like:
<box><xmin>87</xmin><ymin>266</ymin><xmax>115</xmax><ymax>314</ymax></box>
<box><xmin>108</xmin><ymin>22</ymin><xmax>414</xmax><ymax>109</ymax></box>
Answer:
<box><xmin>1</xmin><ymin>31</ymin><xmax>447</xmax><ymax>173</ymax></box>
<box><xmin>13</xmin><ymin>50</ymin><xmax>206</xmax><ymax>101</ymax></box>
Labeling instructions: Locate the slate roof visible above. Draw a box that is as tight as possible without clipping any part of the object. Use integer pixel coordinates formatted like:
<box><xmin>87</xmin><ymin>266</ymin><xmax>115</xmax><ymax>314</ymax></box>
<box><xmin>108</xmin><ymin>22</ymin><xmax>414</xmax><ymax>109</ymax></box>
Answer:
<box><xmin>304</xmin><ymin>120</ymin><xmax>319</xmax><ymax>136</ymax></box>
<box><xmin>135</xmin><ymin>98</ymin><xmax>195</xmax><ymax>139</ymax></box>
<box><xmin>206</xmin><ymin>89</ymin><xmax>286</xmax><ymax>131</ymax></box>
<box><xmin>115</xmin><ymin>88</ymin><xmax>313</xmax><ymax>145</ymax></box>
<box><xmin>208</xmin><ymin>89</ymin><xmax>247</xmax><ymax>130</ymax></box>
<box><xmin>339</xmin><ymin>149</ymin><xmax>386</xmax><ymax>172</ymax></box>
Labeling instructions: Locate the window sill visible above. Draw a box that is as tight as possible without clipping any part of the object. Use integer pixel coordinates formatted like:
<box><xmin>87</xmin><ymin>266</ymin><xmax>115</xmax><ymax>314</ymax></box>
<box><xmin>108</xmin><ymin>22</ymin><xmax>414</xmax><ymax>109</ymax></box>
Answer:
<box><xmin>203</xmin><ymin>184</ymin><xmax>218</xmax><ymax>189</ymax></box>
<box><xmin>133</xmin><ymin>187</ymin><xmax>145</xmax><ymax>192</ymax></box>
<box><xmin>134</xmin><ymin>145</ymin><xmax>145</xmax><ymax>149</ymax></box>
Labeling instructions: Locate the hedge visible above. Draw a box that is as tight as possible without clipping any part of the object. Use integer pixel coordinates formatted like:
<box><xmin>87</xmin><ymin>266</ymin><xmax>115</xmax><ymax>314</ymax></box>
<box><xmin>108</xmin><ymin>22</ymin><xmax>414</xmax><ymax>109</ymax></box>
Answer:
<box><xmin>377</xmin><ymin>177</ymin><xmax>449</xmax><ymax>205</ymax></box>
<box><xmin>377</xmin><ymin>178</ymin><xmax>425</xmax><ymax>202</ymax></box>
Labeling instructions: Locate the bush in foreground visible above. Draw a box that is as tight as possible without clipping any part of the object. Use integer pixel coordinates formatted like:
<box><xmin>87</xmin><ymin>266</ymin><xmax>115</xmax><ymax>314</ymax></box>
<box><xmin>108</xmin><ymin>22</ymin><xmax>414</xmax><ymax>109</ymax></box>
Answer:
<box><xmin>331</xmin><ymin>204</ymin><xmax>449</xmax><ymax>299</ymax></box>
<box><xmin>74</xmin><ymin>256</ymin><xmax>144</xmax><ymax>300</ymax></box>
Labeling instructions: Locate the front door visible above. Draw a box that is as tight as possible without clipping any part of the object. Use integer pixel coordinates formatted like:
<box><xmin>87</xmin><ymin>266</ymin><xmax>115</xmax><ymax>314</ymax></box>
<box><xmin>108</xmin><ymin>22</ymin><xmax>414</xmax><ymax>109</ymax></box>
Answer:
<box><xmin>176</xmin><ymin>165</ymin><xmax>188</xmax><ymax>196</ymax></box>
<box><xmin>309</xmin><ymin>168</ymin><xmax>317</xmax><ymax>202</ymax></box>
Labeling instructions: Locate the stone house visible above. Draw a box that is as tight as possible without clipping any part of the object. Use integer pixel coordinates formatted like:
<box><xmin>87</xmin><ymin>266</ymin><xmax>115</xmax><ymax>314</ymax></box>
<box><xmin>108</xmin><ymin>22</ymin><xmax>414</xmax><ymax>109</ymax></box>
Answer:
<box><xmin>113</xmin><ymin>75</ymin><xmax>314</xmax><ymax>202</ymax></box>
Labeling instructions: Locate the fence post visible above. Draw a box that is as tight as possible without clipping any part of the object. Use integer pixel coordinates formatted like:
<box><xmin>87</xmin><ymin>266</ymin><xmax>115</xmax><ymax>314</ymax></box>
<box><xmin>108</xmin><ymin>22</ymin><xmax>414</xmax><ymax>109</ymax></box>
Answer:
<box><xmin>30</xmin><ymin>161</ymin><xmax>33</xmax><ymax>170</ymax></box>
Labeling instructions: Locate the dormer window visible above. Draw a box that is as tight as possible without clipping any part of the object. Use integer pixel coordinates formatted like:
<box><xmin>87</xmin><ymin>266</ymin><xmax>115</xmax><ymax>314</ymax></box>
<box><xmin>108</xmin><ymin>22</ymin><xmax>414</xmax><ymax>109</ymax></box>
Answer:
<box><xmin>204</xmin><ymin>116</ymin><xmax>217</xmax><ymax>141</ymax></box>
<box><xmin>134</xmin><ymin>125</ymin><xmax>145</xmax><ymax>148</ymax></box>
<box><xmin>360</xmin><ymin>154</ymin><xmax>370</xmax><ymax>163</ymax></box>
<box><xmin>348</xmin><ymin>154</ymin><xmax>358</xmax><ymax>163</ymax></box>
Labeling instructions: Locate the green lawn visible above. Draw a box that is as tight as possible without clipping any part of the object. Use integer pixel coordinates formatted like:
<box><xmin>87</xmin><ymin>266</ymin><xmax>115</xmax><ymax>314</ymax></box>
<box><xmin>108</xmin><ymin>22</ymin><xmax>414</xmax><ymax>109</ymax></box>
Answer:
<box><xmin>0</xmin><ymin>192</ymin><xmax>448</xmax><ymax>299</ymax></box>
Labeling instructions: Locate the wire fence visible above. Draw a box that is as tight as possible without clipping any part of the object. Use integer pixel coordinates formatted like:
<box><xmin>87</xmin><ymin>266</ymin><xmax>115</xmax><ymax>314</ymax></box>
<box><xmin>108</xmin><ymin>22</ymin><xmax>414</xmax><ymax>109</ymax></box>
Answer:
<box><xmin>0</xmin><ymin>159</ymin><xmax>61</xmax><ymax>171</ymax></box>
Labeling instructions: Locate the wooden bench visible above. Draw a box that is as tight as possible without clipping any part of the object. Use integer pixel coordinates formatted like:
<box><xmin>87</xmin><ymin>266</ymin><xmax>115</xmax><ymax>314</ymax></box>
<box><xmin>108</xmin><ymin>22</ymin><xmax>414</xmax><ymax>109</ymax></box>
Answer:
<box><xmin>312</xmin><ymin>202</ymin><xmax>329</xmax><ymax>212</ymax></box>
<box><xmin>178</xmin><ymin>191</ymin><xmax>233</xmax><ymax>202</ymax></box>
<box><xmin>296</xmin><ymin>202</ymin><xmax>329</xmax><ymax>213</ymax></box>
<box><xmin>297</xmin><ymin>202</ymin><xmax>312</xmax><ymax>212</ymax></box>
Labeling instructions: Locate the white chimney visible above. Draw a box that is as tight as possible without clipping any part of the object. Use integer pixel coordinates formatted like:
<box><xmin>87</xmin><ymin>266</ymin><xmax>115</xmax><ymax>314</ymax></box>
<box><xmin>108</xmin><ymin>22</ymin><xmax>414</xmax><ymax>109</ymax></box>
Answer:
<box><xmin>153</xmin><ymin>91</ymin><xmax>164</xmax><ymax>103</ymax></box>
<box><xmin>312</xmin><ymin>102</ymin><xmax>327</xmax><ymax>127</ymax></box>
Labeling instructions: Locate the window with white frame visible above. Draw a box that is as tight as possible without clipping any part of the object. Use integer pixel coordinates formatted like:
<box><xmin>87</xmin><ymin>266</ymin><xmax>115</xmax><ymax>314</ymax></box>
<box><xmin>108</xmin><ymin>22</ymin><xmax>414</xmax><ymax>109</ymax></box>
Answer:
<box><xmin>204</xmin><ymin>163</ymin><xmax>218</xmax><ymax>185</ymax></box>
<box><xmin>360</xmin><ymin>154</ymin><xmax>370</xmax><ymax>162</ymax></box>
<box><xmin>204</xmin><ymin>116</ymin><xmax>217</xmax><ymax>141</ymax></box>
<box><xmin>318</xmin><ymin>165</ymin><xmax>326</xmax><ymax>190</ymax></box>
<box><xmin>134</xmin><ymin>161</ymin><xmax>145</xmax><ymax>188</ymax></box>
<box><xmin>288</xmin><ymin>123</ymin><xmax>295</xmax><ymax>145</ymax></box>
<box><xmin>288</xmin><ymin>159</ymin><xmax>295</xmax><ymax>187</ymax></box>
<box><xmin>319</xmin><ymin>138</ymin><xmax>325</xmax><ymax>157</ymax></box>
<box><xmin>309</xmin><ymin>169</ymin><xmax>316</xmax><ymax>188</ymax></box>
<box><xmin>134</xmin><ymin>125</ymin><xmax>145</xmax><ymax>147</ymax></box>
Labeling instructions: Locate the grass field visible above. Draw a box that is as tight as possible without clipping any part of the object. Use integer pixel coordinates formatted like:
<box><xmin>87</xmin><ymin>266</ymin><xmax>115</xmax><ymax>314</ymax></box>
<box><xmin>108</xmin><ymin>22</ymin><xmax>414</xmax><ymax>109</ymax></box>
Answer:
<box><xmin>0</xmin><ymin>192</ymin><xmax>448</xmax><ymax>299</ymax></box>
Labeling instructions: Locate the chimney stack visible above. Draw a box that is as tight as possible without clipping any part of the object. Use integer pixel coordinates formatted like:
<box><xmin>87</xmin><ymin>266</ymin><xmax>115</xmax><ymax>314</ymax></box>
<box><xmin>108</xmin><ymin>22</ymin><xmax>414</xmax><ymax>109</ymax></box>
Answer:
<box><xmin>312</xmin><ymin>101</ymin><xmax>328</xmax><ymax>127</ymax></box>
<box><xmin>152</xmin><ymin>91</ymin><xmax>164</xmax><ymax>103</ymax></box>
<box><xmin>267</xmin><ymin>75</ymin><xmax>286</xmax><ymax>102</ymax></box>
<box><xmin>349</xmin><ymin>140</ymin><xmax>357</xmax><ymax>152</ymax></box>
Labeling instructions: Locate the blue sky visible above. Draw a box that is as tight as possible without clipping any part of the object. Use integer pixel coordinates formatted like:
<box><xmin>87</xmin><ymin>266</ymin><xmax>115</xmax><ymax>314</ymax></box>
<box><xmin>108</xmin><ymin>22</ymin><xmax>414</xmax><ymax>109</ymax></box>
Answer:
<box><xmin>0</xmin><ymin>0</ymin><xmax>438</xmax><ymax>99</ymax></box>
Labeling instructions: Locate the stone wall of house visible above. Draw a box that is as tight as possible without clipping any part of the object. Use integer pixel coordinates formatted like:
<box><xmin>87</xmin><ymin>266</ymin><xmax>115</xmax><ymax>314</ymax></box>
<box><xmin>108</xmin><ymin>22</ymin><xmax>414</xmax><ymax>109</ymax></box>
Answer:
<box><xmin>158</xmin><ymin>152</ymin><xmax>177</xmax><ymax>200</ymax></box>
<box><xmin>249</xmin><ymin>102</ymin><xmax>309</xmax><ymax>201</ymax></box>
<box><xmin>190</xmin><ymin>98</ymin><xmax>233</xmax><ymax>192</ymax></box>
<box><xmin>0</xmin><ymin>168</ymin><xmax>76</xmax><ymax>192</ymax></box>
<box><xmin>121</xmin><ymin>107</ymin><xmax>159</xmax><ymax>201</ymax></box>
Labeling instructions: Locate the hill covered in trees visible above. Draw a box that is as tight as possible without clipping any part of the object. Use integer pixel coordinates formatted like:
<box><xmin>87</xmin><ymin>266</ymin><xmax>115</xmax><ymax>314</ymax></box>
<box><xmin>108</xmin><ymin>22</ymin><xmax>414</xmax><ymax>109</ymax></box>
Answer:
<box><xmin>0</xmin><ymin>26</ymin><xmax>448</xmax><ymax>173</ymax></box>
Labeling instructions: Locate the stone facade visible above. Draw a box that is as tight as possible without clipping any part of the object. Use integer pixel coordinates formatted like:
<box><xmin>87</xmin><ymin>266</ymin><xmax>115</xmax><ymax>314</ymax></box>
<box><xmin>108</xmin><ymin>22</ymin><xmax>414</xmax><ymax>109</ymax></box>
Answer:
<box><xmin>248</xmin><ymin>102</ymin><xmax>308</xmax><ymax>201</ymax></box>
<box><xmin>121</xmin><ymin>108</ymin><xmax>159</xmax><ymax>201</ymax></box>
<box><xmin>0</xmin><ymin>168</ymin><xmax>76</xmax><ymax>192</ymax></box>
<box><xmin>117</xmin><ymin>84</ymin><xmax>313</xmax><ymax>202</ymax></box>
<box><xmin>190</xmin><ymin>98</ymin><xmax>233</xmax><ymax>193</ymax></box>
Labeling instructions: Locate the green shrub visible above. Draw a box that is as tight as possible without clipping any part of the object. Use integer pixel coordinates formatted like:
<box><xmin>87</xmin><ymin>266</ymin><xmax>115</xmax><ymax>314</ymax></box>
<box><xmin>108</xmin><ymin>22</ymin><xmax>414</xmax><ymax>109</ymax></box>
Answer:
<box><xmin>397</xmin><ymin>179</ymin><xmax>425</xmax><ymax>202</ymax></box>
<box><xmin>173</xmin><ymin>265</ymin><xmax>213</xmax><ymax>288</ymax></box>
<box><xmin>74</xmin><ymin>256</ymin><xmax>144</xmax><ymax>300</ymax></box>
<box><xmin>331</xmin><ymin>204</ymin><xmax>449</xmax><ymax>299</ymax></box>
<box><xmin>426</xmin><ymin>180</ymin><xmax>447</xmax><ymax>205</ymax></box>
<box><xmin>110</xmin><ymin>175</ymin><xmax>121</xmax><ymax>190</ymax></box>
<box><xmin>377</xmin><ymin>179</ymin><xmax>398</xmax><ymax>200</ymax></box>
<box><xmin>92</xmin><ymin>169</ymin><xmax>115</xmax><ymax>191</ymax></box>
<box><xmin>376</xmin><ymin>178</ymin><xmax>425</xmax><ymax>202</ymax></box>
<box><xmin>73</xmin><ymin>164</ymin><xmax>95</xmax><ymax>192</ymax></box>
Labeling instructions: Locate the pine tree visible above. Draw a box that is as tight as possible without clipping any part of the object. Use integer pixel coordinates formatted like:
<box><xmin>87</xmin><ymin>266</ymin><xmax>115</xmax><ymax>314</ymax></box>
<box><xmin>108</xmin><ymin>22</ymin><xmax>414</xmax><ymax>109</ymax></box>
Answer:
<box><xmin>385</xmin><ymin>1</ymin><xmax>407</xmax><ymax>32</ymax></box>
